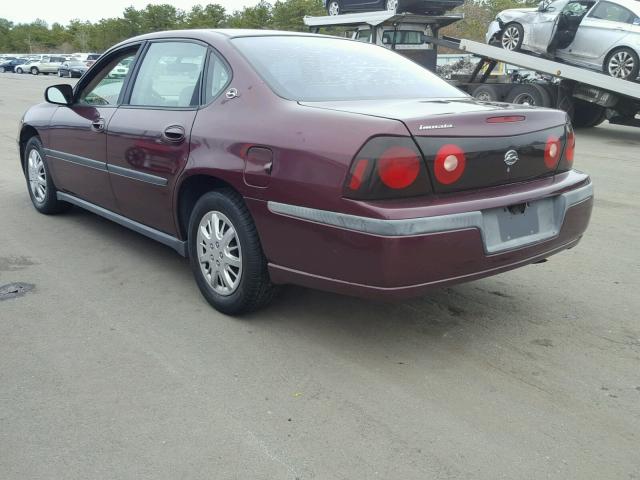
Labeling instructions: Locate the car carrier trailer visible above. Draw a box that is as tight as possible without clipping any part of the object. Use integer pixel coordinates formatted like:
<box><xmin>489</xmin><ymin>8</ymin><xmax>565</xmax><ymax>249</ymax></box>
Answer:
<box><xmin>304</xmin><ymin>12</ymin><xmax>640</xmax><ymax>128</ymax></box>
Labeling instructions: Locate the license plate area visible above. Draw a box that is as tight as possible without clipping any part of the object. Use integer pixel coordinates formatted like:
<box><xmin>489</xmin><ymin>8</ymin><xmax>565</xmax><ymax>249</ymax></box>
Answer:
<box><xmin>481</xmin><ymin>197</ymin><xmax>562</xmax><ymax>253</ymax></box>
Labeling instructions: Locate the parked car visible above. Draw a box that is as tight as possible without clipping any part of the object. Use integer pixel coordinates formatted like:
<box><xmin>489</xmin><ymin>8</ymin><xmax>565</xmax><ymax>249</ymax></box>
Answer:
<box><xmin>18</xmin><ymin>30</ymin><xmax>593</xmax><ymax>314</ymax></box>
<box><xmin>29</xmin><ymin>56</ymin><xmax>66</xmax><ymax>75</ymax></box>
<box><xmin>15</xmin><ymin>59</ymin><xmax>39</xmax><ymax>74</ymax></box>
<box><xmin>57</xmin><ymin>61</ymin><xmax>89</xmax><ymax>78</ymax></box>
<box><xmin>324</xmin><ymin>0</ymin><xmax>463</xmax><ymax>16</ymax></box>
<box><xmin>107</xmin><ymin>59</ymin><xmax>130</xmax><ymax>78</ymax></box>
<box><xmin>487</xmin><ymin>0</ymin><xmax>640</xmax><ymax>80</ymax></box>
<box><xmin>85</xmin><ymin>53</ymin><xmax>101</xmax><ymax>66</ymax></box>
<box><xmin>0</xmin><ymin>58</ymin><xmax>27</xmax><ymax>73</ymax></box>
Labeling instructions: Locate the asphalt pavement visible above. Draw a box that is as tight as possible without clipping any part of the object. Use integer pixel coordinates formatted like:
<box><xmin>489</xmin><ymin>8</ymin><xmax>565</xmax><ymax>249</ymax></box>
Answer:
<box><xmin>1</xmin><ymin>73</ymin><xmax>639</xmax><ymax>479</ymax></box>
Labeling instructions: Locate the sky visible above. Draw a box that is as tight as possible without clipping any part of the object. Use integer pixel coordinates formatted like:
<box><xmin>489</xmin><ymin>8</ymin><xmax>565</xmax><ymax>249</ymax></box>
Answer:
<box><xmin>2</xmin><ymin>0</ymin><xmax>261</xmax><ymax>25</ymax></box>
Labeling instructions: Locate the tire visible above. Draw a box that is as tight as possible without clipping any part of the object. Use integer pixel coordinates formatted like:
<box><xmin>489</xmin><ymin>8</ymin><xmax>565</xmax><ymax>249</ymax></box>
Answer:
<box><xmin>188</xmin><ymin>189</ymin><xmax>277</xmax><ymax>315</ymax></box>
<box><xmin>505</xmin><ymin>84</ymin><xmax>552</xmax><ymax>107</ymax></box>
<box><xmin>327</xmin><ymin>0</ymin><xmax>340</xmax><ymax>15</ymax></box>
<box><xmin>472</xmin><ymin>84</ymin><xmax>501</xmax><ymax>102</ymax></box>
<box><xmin>572</xmin><ymin>100</ymin><xmax>607</xmax><ymax>128</ymax></box>
<box><xmin>501</xmin><ymin>23</ymin><xmax>524</xmax><ymax>51</ymax></box>
<box><xmin>30</xmin><ymin>67</ymin><xmax>39</xmax><ymax>75</ymax></box>
<box><xmin>23</xmin><ymin>137</ymin><xmax>70</xmax><ymax>215</ymax></box>
<box><xmin>68</xmin><ymin>71</ymin><xmax>73</xmax><ymax>78</ymax></box>
<box><xmin>15</xmin><ymin>67</ymin><xmax>22</xmax><ymax>74</ymax></box>
<box><xmin>386</xmin><ymin>0</ymin><xmax>398</xmax><ymax>12</ymax></box>
<box><xmin>0</xmin><ymin>67</ymin><xmax>4</xmax><ymax>73</ymax></box>
<box><xmin>58</xmin><ymin>70</ymin><xmax>63</xmax><ymax>77</ymax></box>
<box><xmin>604</xmin><ymin>47</ymin><xmax>639</xmax><ymax>80</ymax></box>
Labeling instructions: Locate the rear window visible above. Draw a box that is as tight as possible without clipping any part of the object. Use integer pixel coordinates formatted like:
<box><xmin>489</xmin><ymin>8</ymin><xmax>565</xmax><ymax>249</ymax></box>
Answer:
<box><xmin>232</xmin><ymin>35</ymin><xmax>466</xmax><ymax>102</ymax></box>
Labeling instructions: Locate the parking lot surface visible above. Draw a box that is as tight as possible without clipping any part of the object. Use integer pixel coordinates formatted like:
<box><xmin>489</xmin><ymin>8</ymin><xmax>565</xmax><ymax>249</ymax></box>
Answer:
<box><xmin>1</xmin><ymin>73</ymin><xmax>639</xmax><ymax>479</ymax></box>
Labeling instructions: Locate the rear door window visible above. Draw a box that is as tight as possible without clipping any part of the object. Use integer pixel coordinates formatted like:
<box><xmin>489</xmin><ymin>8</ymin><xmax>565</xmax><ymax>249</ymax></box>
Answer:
<box><xmin>129</xmin><ymin>42</ymin><xmax>207</xmax><ymax>108</ymax></box>
<box><xmin>204</xmin><ymin>51</ymin><xmax>231</xmax><ymax>103</ymax></box>
<box><xmin>588</xmin><ymin>1</ymin><xmax>636</xmax><ymax>23</ymax></box>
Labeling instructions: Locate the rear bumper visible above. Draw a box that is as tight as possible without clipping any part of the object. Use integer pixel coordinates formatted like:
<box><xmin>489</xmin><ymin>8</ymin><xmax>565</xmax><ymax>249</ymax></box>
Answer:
<box><xmin>248</xmin><ymin>171</ymin><xmax>593</xmax><ymax>300</ymax></box>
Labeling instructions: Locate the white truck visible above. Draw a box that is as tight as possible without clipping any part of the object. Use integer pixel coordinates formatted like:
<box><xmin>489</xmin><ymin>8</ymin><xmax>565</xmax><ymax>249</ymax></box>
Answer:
<box><xmin>304</xmin><ymin>11</ymin><xmax>640</xmax><ymax>127</ymax></box>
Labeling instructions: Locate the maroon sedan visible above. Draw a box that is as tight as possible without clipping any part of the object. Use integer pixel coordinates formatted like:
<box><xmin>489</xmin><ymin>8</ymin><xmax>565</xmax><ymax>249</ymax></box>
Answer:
<box><xmin>18</xmin><ymin>30</ymin><xmax>593</xmax><ymax>314</ymax></box>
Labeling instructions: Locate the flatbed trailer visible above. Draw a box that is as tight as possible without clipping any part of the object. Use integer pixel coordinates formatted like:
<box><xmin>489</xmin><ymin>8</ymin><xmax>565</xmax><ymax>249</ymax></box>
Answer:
<box><xmin>304</xmin><ymin>12</ymin><xmax>640</xmax><ymax>128</ymax></box>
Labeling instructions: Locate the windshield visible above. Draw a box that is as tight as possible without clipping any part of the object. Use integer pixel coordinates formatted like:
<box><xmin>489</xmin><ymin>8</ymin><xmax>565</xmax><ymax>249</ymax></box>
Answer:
<box><xmin>232</xmin><ymin>35</ymin><xmax>466</xmax><ymax>102</ymax></box>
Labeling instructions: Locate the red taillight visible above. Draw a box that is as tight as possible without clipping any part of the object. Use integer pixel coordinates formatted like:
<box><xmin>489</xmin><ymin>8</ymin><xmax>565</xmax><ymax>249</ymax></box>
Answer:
<box><xmin>434</xmin><ymin>144</ymin><xmax>466</xmax><ymax>185</ymax></box>
<box><xmin>349</xmin><ymin>159</ymin><xmax>369</xmax><ymax>190</ymax></box>
<box><xmin>565</xmin><ymin>127</ymin><xmax>575</xmax><ymax>166</ymax></box>
<box><xmin>344</xmin><ymin>137</ymin><xmax>430</xmax><ymax>200</ymax></box>
<box><xmin>544</xmin><ymin>135</ymin><xmax>561</xmax><ymax>169</ymax></box>
<box><xmin>377</xmin><ymin>146</ymin><xmax>420</xmax><ymax>189</ymax></box>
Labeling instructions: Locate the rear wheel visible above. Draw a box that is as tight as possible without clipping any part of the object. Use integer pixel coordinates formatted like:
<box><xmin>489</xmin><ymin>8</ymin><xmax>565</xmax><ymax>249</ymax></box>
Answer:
<box><xmin>572</xmin><ymin>100</ymin><xmax>607</xmax><ymax>128</ymax></box>
<box><xmin>24</xmin><ymin>137</ymin><xmax>70</xmax><ymax>215</ymax></box>
<box><xmin>327</xmin><ymin>0</ymin><xmax>340</xmax><ymax>15</ymax></box>
<box><xmin>30</xmin><ymin>67</ymin><xmax>39</xmax><ymax>75</ymax></box>
<box><xmin>188</xmin><ymin>190</ymin><xmax>277</xmax><ymax>315</ymax></box>
<box><xmin>16</xmin><ymin>67</ymin><xmax>22</xmax><ymax>74</ymax></box>
<box><xmin>501</xmin><ymin>23</ymin><xmax>524</xmax><ymax>51</ymax></box>
<box><xmin>604</xmin><ymin>47</ymin><xmax>639</xmax><ymax>80</ymax></box>
<box><xmin>472</xmin><ymin>84</ymin><xmax>501</xmax><ymax>102</ymax></box>
<box><xmin>505</xmin><ymin>84</ymin><xmax>552</xmax><ymax>107</ymax></box>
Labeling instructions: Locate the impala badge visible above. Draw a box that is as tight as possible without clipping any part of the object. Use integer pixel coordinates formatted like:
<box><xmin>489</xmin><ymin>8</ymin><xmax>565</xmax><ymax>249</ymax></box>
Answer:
<box><xmin>418</xmin><ymin>123</ymin><xmax>453</xmax><ymax>131</ymax></box>
<box><xmin>504</xmin><ymin>149</ymin><xmax>519</xmax><ymax>166</ymax></box>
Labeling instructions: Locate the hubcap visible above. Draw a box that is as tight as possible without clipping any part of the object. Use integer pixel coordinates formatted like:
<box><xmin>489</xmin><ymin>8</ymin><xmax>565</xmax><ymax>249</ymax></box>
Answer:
<box><xmin>196</xmin><ymin>211</ymin><xmax>242</xmax><ymax>296</ymax></box>
<box><xmin>608</xmin><ymin>51</ymin><xmax>635</xmax><ymax>79</ymax></box>
<box><xmin>386</xmin><ymin>0</ymin><xmax>398</xmax><ymax>10</ymax></box>
<box><xmin>27</xmin><ymin>149</ymin><xmax>46</xmax><ymax>203</ymax></box>
<box><xmin>502</xmin><ymin>26</ymin><xmax>520</xmax><ymax>51</ymax></box>
<box><xmin>328</xmin><ymin>1</ymin><xmax>339</xmax><ymax>15</ymax></box>
<box><xmin>512</xmin><ymin>93</ymin><xmax>535</xmax><ymax>105</ymax></box>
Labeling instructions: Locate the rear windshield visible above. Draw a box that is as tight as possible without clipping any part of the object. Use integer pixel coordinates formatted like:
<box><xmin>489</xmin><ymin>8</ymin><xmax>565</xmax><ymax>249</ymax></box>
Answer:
<box><xmin>232</xmin><ymin>35</ymin><xmax>466</xmax><ymax>102</ymax></box>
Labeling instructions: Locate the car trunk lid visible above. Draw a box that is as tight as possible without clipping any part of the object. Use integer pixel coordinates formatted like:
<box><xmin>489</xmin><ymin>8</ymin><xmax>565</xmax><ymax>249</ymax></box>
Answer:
<box><xmin>300</xmin><ymin>98</ymin><xmax>568</xmax><ymax>193</ymax></box>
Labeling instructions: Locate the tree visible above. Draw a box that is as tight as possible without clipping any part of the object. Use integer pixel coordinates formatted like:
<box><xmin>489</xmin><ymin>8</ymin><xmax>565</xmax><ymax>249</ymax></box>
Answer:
<box><xmin>186</xmin><ymin>4</ymin><xmax>227</xmax><ymax>28</ymax></box>
<box><xmin>226</xmin><ymin>1</ymin><xmax>273</xmax><ymax>29</ymax></box>
<box><xmin>272</xmin><ymin>0</ymin><xmax>324</xmax><ymax>31</ymax></box>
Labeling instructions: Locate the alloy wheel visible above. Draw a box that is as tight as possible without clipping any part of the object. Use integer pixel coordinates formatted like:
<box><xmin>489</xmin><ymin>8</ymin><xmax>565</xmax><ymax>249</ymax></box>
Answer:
<box><xmin>196</xmin><ymin>211</ymin><xmax>242</xmax><ymax>296</ymax></box>
<box><xmin>511</xmin><ymin>93</ymin><xmax>535</xmax><ymax>105</ymax></box>
<box><xmin>501</xmin><ymin>26</ymin><xmax>520</xmax><ymax>51</ymax></box>
<box><xmin>328</xmin><ymin>1</ymin><xmax>340</xmax><ymax>15</ymax></box>
<box><xmin>27</xmin><ymin>148</ymin><xmax>46</xmax><ymax>203</ymax></box>
<box><xmin>386</xmin><ymin>0</ymin><xmax>398</xmax><ymax>11</ymax></box>
<box><xmin>608</xmin><ymin>51</ymin><xmax>635</xmax><ymax>79</ymax></box>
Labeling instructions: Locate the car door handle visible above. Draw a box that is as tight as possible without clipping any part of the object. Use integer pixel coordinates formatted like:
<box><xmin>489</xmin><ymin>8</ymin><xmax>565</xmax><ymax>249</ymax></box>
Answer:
<box><xmin>162</xmin><ymin>125</ymin><xmax>185</xmax><ymax>144</ymax></box>
<box><xmin>91</xmin><ymin>118</ymin><xmax>105</xmax><ymax>132</ymax></box>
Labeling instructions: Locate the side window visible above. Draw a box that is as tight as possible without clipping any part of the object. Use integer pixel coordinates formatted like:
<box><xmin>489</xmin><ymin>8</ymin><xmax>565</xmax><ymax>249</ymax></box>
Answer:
<box><xmin>78</xmin><ymin>48</ymin><xmax>139</xmax><ymax>106</ymax></box>
<box><xmin>129</xmin><ymin>42</ymin><xmax>207</xmax><ymax>108</ymax></box>
<box><xmin>589</xmin><ymin>1</ymin><xmax>635</xmax><ymax>23</ymax></box>
<box><xmin>205</xmin><ymin>51</ymin><xmax>231</xmax><ymax>103</ymax></box>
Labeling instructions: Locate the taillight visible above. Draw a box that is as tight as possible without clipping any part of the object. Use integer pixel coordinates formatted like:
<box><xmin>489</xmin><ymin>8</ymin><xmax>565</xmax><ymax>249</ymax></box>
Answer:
<box><xmin>556</xmin><ymin>121</ymin><xmax>575</xmax><ymax>172</ymax></box>
<box><xmin>544</xmin><ymin>135</ymin><xmax>561</xmax><ymax>169</ymax></box>
<box><xmin>565</xmin><ymin>125</ymin><xmax>575</xmax><ymax>166</ymax></box>
<box><xmin>434</xmin><ymin>144</ymin><xmax>466</xmax><ymax>185</ymax></box>
<box><xmin>344</xmin><ymin>137</ymin><xmax>430</xmax><ymax>200</ymax></box>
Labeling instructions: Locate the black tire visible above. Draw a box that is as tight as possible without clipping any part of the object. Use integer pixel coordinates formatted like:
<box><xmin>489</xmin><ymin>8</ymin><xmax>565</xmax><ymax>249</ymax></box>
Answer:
<box><xmin>23</xmin><ymin>137</ymin><xmax>70</xmax><ymax>215</ymax></box>
<box><xmin>572</xmin><ymin>100</ymin><xmax>607</xmax><ymax>128</ymax></box>
<box><xmin>15</xmin><ymin>67</ymin><xmax>22</xmax><ymax>74</ymax></box>
<box><xmin>505</xmin><ymin>84</ymin><xmax>552</xmax><ymax>107</ymax></box>
<box><xmin>501</xmin><ymin>23</ymin><xmax>524</xmax><ymax>51</ymax></box>
<box><xmin>58</xmin><ymin>70</ymin><xmax>63</xmax><ymax>77</ymax></box>
<box><xmin>188</xmin><ymin>189</ymin><xmax>277</xmax><ymax>315</ymax></box>
<box><xmin>472</xmin><ymin>84</ymin><xmax>501</xmax><ymax>102</ymax></box>
<box><xmin>326</xmin><ymin>0</ymin><xmax>340</xmax><ymax>15</ymax></box>
<box><xmin>30</xmin><ymin>67</ymin><xmax>39</xmax><ymax>75</ymax></box>
<box><xmin>604</xmin><ymin>47</ymin><xmax>639</xmax><ymax>80</ymax></box>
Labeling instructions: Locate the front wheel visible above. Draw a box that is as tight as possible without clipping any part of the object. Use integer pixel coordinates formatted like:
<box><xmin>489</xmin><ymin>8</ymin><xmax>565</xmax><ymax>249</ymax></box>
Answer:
<box><xmin>604</xmin><ymin>48</ymin><xmax>639</xmax><ymax>80</ymax></box>
<box><xmin>327</xmin><ymin>0</ymin><xmax>340</xmax><ymax>15</ymax></box>
<box><xmin>30</xmin><ymin>67</ymin><xmax>39</xmax><ymax>75</ymax></box>
<box><xmin>501</xmin><ymin>23</ymin><xmax>523</xmax><ymax>51</ymax></box>
<box><xmin>23</xmin><ymin>137</ymin><xmax>70</xmax><ymax>214</ymax></box>
<box><xmin>16</xmin><ymin>67</ymin><xmax>22</xmax><ymax>74</ymax></box>
<box><xmin>188</xmin><ymin>190</ymin><xmax>277</xmax><ymax>315</ymax></box>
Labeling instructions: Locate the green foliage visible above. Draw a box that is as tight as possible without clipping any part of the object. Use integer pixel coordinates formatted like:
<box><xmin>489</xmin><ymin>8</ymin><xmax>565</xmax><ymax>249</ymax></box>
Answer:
<box><xmin>0</xmin><ymin>0</ymin><xmax>536</xmax><ymax>53</ymax></box>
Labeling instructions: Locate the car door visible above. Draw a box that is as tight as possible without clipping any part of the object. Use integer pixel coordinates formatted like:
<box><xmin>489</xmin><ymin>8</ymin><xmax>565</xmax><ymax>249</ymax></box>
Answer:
<box><xmin>529</xmin><ymin>0</ymin><xmax>568</xmax><ymax>51</ymax></box>
<box><xmin>45</xmin><ymin>45</ymin><xmax>140</xmax><ymax>211</ymax></box>
<box><xmin>105</xmin><ymin>40</ymin><xmax>208</xmax><ymax>235</ymax></box>
<box><xmin>565</xmin><ymin>1</ymin><xmax>636</xmax><ymax>60</ymax></box>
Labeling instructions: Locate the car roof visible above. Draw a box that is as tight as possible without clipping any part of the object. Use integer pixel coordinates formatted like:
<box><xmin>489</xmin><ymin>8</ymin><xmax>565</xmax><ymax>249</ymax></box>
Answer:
<box><xmin>112</xmin><ymin>28</ymin><xmax>341</xmax><ymax>49</ymax></box>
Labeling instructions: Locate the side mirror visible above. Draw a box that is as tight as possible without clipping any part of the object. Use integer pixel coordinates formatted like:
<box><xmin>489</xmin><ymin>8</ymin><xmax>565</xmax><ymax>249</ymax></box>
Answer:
<box><xmin>45</xmin><ymin>84</ymin><xmax>73</xmax><ymax>106</ymax></box>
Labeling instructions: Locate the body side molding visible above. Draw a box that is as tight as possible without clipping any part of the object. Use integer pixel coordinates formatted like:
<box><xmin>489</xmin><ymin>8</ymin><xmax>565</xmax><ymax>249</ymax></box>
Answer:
<box><xmin>57</xmin><ymin>192</ymin><xmax>187</xmax><ymax>256</ymax></box>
